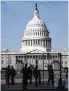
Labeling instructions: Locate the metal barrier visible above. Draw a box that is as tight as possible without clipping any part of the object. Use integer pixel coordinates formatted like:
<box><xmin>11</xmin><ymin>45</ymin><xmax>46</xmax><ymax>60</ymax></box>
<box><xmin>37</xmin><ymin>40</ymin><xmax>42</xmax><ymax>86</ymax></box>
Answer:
<box><xmin>1</xmin><ymin>53</ymin><xmax>68</xmax><ymax>91</ymax></box>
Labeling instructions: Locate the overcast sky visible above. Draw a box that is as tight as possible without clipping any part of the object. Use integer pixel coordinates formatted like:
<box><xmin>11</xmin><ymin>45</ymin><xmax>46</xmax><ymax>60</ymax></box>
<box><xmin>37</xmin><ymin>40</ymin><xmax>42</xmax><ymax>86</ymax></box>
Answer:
<box><xmin>1</xmin><ymin>1</ymin><xmax>68</xmax><ymax>52</ymax></box>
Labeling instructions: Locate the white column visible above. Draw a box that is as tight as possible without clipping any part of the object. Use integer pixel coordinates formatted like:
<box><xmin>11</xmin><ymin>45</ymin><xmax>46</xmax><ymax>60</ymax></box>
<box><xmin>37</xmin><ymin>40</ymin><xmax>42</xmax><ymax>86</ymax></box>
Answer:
<box><xmin>45</xmin><ymin>40</ymin><xmax>46</xmax><ymax>47</ymax></box>
<box><xmin>40</xmin><ymin>39</ymin><xmax>41</xmax><ymax>46</ymax></box>
<box><xmin>31</xmin><ymin>41</ymin><xmax>32</xmax><ymax>44</ymax></box>
<box><xmin>37</xmin><ymin>39</ymin><xmax>38</xmax><ymax>46</ymax></box>
<box><xmin>32</xmin><ymin>40</ymin><xmax>33</xmax><ymax>46</ymax></box>
<box><xmin>30</xmin><ymin>40</ymin><xmax>31</xmax><ymax>46</ymax></box>
<box><xmin>48</xmin><ymin>40</ymin><xmax>50</xmax><ymax>48</ymax></box>
<box><xmin>42</xmin><ymin>39</ymin><xmax>43</xmax><ymax>46</ymax></box>
<box><xmin>47</xmin><ymin>40</ymin><xmax>48</xmax><ymax>47</ymax></box>
<box><xmin>46</xmin><ymin>40</ymin><xmax>47</xmax><ymax>47</ymax></box>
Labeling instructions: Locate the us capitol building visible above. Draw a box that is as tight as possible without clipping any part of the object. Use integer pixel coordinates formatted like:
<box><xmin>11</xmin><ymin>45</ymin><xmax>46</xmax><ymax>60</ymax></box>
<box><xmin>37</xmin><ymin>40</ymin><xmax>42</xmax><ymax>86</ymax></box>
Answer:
<box><xmin>1</xmin><ymin>4</ymin><xmax>68</xmax><ymax>70</ymax></box>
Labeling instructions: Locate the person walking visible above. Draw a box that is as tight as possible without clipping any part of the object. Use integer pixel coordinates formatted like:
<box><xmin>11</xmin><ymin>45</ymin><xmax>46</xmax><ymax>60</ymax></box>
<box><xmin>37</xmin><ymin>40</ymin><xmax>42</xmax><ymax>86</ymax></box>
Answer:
<box><xmin>28</xmin><ymin>65</ymin><xmax>32</xmax><ymax>84</ymax></box>
<box><xmin>10</xmin><ymin>65</ymin><xmax>16</xmax><ymax>85</ymax></box>
<box><xmin>47</xmin><ymin>65</ymin><xmax>54</xmax><ymax>85</ymax></box>
<box><xmin>5</xmin><ymin>65</ymin><xmax>11</xmax><ymax>85</ymax></box>
<box><xmin>21</xmin><ymin>64</ymin><xmax>28</xmax><ymax>90</ymax></box>
<box><xmin>38</xmin><ymin>69</ymin><xmax>41</xmax><ymax>85</ymax></box>
<box><xmin>33</xmin><ymin>65</ymin><xmax>39</xmax><ymax>86</ymax></box>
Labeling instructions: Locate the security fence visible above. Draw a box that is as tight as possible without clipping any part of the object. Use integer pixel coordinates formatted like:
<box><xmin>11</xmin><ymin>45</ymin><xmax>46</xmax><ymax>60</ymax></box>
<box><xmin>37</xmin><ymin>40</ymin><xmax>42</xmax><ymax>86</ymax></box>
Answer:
<box><xmin>1</xmin><ymin>52</ymin><xmax>68</xmax><ymax>91</ymax></box>
<box><xmin>15</xmin><ymin>52</ymin><xmax>68</xmax><ymax>89</ymax></box>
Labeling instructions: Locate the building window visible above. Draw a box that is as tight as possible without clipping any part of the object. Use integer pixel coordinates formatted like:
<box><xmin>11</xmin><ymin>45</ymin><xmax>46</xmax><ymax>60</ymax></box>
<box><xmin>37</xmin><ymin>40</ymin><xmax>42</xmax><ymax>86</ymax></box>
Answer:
<box><xmin>36</xmin><ymin>32</ymin><xmax>37</xmax><ymax>35</ymax></box>
<box><xmin>44</xmin><ymin>32</ymin><xmax>45</xmax><ymax>36</ymax></box>
<box><xmin>28</xmin><ymin>40</ymin><xmax>30</xmax><ymax>45</ymax></box>
<box><xmin>42</xmin><ymin>32</ymin><xmax>43</xmax><ymax>36</ymax></box>
<box><xmin>36</xmin><ymin>40</ymin><xmax>37</xmax><ymax>45</ymax></box>
<box><xmin>33</xmin><ymin>40</ymin><xmax>35</xmax><ymax>45</ymax></box>
<box><xmin>10</xmin><ymin>60</ymin><xmax>11</xmax><ymax>64</ymax></box>
<box><xmin>38</xmin><ymin>40</ymin><xmax>40</xmax><ymax>45</ymax></box>
<box><xmin>26</xmin><ymin>40</ymin><xmax>27</xmax><ymax>45</ymax></box>
<box><xmin>38</xmin><ymin>32</ymin><xmax>39</xmax><ymax>35</ymax></box>
<box><xmin>53</xmin><ymin>56</ymin><xmax>54</xmax><ymax>59</ymax></box>
<box><xmin>61</xmin><ymin>61</ymin><xmax>63</xmax><ymax>64</ymax></box>
<box><xmin>1</xmin><ymin>60</ymin><xmax>3</xmax><ymax>64</ymax></box>
<box><xmin>40</xmin><ymin>32</ymin><xmax>41</xmax><ymax>36</ymax></box>
<box><xmin>65</xmin><ymin>61</ymin><xmax>67</xmax><ymax>64</ymax></box>
<box><xmin>31</xmin><ymin>40</ymin><xmax>32</xmax><ymax>46</ymax></box>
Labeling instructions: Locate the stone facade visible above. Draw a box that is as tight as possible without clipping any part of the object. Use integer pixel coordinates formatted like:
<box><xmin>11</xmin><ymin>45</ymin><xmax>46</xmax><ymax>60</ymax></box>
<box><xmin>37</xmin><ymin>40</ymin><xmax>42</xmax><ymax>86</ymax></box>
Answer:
<box><xmin>1</xmin><ymin>49</ymin><xmax>68</xmax><ymax>70</ymax></box>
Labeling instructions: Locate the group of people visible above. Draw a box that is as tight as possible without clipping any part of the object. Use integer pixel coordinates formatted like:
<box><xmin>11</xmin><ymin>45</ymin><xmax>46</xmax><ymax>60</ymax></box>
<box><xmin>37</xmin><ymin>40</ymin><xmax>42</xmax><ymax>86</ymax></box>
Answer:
<box><xmin>21</xmin><ymin>64</ymin><xmax>55</xmax><ymax>90</ymax></box>
<box><xmin>4</xmin><ymin>64</ymin><xmax>54</xmax><ymax>89</ymax></box>
<box><xmin>21</xmin><ymin>64</ymin><xmax>41</xmax><ymax>90</ymax></box>
<box><xmin>4</xmin><ymin>63</ymin><xmax>68</xmax><ymax>90</ymax></box>
<box><xmin>5</xmin><ymin>65</ymin><xmax>16</xmax><ymax>85</ymax></box>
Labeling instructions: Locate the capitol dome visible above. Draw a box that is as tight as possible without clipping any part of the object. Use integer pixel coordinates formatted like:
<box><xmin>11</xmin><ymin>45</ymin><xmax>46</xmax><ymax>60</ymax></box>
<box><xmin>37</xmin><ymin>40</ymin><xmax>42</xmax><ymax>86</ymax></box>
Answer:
<box><xmin>26</xmin><ymin>16</ymin><xmax>47</xmax><ymax>29</ymax></box>
<box><xmin>20</xmin><ymin>4</ymin><xmax>52</xmax><ymax>53</ymax></box>
<box><xmin>25</xmin><ymin>4</ymin><xmax>47</xmax><ymax>32</ymax></box>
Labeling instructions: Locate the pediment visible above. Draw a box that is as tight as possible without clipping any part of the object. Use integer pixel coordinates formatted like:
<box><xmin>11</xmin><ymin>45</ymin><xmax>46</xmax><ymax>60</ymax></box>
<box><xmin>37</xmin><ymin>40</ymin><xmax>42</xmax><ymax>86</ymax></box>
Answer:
<box><xmin>26</xmin><ymin>49</ymin><xmax>46</xmax><ymax>54</ymax></box>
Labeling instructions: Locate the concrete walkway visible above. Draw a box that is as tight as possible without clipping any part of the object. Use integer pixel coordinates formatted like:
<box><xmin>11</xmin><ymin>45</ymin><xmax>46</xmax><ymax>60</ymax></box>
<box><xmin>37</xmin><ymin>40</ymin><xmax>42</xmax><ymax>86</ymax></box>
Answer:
<box><xmin>1</xmin><ymin>80</ymin><xmax>68</xmax><ymax>91</ymax></box>
<box><xmin>1</xmin><ymin>78</ymin><xmax>48</xmax><ymax>84</ymax></box>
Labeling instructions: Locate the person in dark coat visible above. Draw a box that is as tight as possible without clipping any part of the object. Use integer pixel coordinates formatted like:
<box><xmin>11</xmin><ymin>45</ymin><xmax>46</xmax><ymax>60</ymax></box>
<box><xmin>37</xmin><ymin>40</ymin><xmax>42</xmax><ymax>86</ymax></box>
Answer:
<box><xmin>21</xmin><ymin>64</ymin><xmax>28</xmax><ymax>90</ymax></box>
<box><xmin>38</xmin><ymin>69</ymin><xmax>41</xmax><ymax>85</ymax></box>
<box><xmin>28</xmin><ymin>65</ymin><xmax>32</xmax><ymax>84</ymax></box>
<box><xmin>10</xmin><ymin>65</ymin><xmax>16</xmax><ymax>85</ymax></box>
<box><xmin>33</xmin><ymin>65</ymin><xmax>39</xmax><ymax>86</ymax></box>
<box><xmin>47</xmin><ymin>65</ymin><xmax>54</xmax><ymax>85</ymax></box>
<box><xmin>5</xmin><ymin>65</ymin><xmax>11</xmax><ymax>84</ymax></box>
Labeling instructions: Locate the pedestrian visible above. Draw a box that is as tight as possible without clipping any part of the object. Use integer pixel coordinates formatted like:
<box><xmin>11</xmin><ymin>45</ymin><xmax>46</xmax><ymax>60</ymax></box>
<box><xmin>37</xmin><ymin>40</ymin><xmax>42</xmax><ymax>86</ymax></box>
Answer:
<box><xmin>10</xmin><ymin>65</ymin><xmax>16</xmax><ymax>85</ymax></box>
<box><xmin>38</xmin><ymin>69</ymin><xmax>41</xmax><ymax>85</ymax></box>
<box><xmin>47</xmin><ymin>65</ymin><xmax>54</xmax><ymax>85</ymax></box>
<box><xmin>28</xmin><ymin>65</ymin><xmax>32</xmax><ymax>84</ymax></box>
<box><xmin>33</xmin><ymin>65</ymin><xmax>39</xmax><ymax>86</ymax></box>
<box><xmin>5</xmin><ymin>65</ymin><xmax>11</xmax><ymax>85</ymax></box>
<box><xmin>63</xmin><ymin>69</ymin><xmax>68</xmax><ymax>89</ymax></box>
<box><xmin>21</xmin><ymin>64</ymin><xmax>28</xmax><ymax>90</ymax></box>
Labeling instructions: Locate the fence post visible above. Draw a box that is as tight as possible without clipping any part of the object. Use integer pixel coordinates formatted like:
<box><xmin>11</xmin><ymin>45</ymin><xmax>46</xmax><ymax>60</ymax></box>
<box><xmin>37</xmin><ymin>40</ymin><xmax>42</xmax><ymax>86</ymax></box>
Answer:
<box><xmin>59</xmin><ymin>53</ymin><xmax>62</xmax><ymax>88</ymax></box>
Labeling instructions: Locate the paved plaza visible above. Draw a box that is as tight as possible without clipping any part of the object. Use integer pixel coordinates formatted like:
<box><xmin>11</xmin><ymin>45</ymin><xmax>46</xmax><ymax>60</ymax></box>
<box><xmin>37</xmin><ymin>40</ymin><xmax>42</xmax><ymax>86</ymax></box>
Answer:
<box><xmin>1</xmin><ymin>81</ymin><xmax>68</xmax><ymax>91</ymax></box>
<box><xmin>1</xmin><ymin>72</ymin><xmax>68</xmax><ymax>91</ymax></box>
